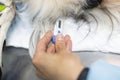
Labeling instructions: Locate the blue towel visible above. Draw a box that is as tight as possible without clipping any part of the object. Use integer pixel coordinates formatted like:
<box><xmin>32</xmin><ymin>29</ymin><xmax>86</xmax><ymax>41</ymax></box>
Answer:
<box><xmin>87</xmin><ymin>60</ymin><xmax>120</xmax><ymax>80</ymax></box>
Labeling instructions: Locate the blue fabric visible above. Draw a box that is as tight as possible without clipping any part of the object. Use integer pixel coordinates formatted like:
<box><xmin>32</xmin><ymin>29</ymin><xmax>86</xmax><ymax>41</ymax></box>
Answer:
<box><xmin>87</xmin><ymin>60</ymin><xmax>120</xmax><ymax>80</ymax></box>
<box><xmin>51</xmin><ymin>35</ymin><xmax>56</xmax><ymax>44</ymax></box>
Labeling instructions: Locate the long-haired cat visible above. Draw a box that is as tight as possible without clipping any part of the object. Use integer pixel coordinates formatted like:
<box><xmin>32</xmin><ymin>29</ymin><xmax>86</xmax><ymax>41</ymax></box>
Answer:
<box><xmin>13</xmin><ymin>0</ymin><xmax>120</xmax><ymax>57</ymax></box>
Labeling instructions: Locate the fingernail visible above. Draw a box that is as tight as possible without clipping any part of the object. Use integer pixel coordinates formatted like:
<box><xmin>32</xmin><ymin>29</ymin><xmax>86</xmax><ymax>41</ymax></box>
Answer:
<box><xmin>57</xmin><ymin>34</ymin><xmax>63</xmax><ymax>41</ymax></box>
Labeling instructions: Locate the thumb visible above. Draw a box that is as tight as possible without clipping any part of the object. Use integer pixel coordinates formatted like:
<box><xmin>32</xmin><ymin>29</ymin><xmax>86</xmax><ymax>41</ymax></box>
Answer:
<box><xmin>55</xmin><ymin>34</ymin><xmax>66</xmax><ymax>52</ymax></box>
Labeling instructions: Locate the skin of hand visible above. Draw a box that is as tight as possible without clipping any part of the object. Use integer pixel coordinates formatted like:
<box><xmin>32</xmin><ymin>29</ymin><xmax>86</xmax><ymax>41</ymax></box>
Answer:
<box><xmin>32</xmin><ymin>31</ymin><xmax>83</xmax><ymax>80</ymax></box>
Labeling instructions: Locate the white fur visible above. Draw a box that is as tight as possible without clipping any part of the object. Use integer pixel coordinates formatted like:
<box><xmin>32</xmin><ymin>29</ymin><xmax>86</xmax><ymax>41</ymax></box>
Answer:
<box><xmin>0</xmin><ymin>0</ymin><xmax>15</xmax><ymax>67</ymax></box>
<box><xmin>29</xmin><ymin>1</ymin><xmax>120</xmax><ymax>57</ymax></box>
<box><xmin>10</xmin><ymin>0</ymin><xmax>120</xmax><ymax>58</ymax></box>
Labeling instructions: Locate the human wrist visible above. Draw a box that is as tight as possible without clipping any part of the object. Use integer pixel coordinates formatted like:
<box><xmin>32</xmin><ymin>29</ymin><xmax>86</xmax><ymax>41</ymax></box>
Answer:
<box><xmin>49</xmin><ymin>64</ymin><xmax>83</xmax><ymax>80</ymax></box>
<box><xmin>77</xmin><ymin>68</ymin><xmax>89</xmax><ymax>80</ymax></box>
<box><xmin>73</xmin><ymin>66</ymin><xmax>84</xmax><ymax>80</ymax></box>
<box><xmin>57</xmin><ymin>65</ymin><xmax>84</xmax><ymax>80</ymax></box>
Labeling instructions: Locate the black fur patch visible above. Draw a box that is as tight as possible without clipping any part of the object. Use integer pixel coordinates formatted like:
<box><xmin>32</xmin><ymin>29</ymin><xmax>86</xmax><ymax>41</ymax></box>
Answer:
<box><xmin>83</xmin><ymin>0</ymin><xmax>102</xmax><ymax>9</ymax></box>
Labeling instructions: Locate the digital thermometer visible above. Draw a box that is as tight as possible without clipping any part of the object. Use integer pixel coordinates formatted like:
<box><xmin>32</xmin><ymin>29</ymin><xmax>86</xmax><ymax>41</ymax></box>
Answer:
<box><xmin>51</xmin><ymin>20</ymin><xmax>62</xmax><ymax>43</ymax></box>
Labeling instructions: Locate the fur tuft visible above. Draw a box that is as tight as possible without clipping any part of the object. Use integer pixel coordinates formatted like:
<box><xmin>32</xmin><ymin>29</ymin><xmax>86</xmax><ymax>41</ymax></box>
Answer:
<box><xmin>13</xmin><ymin>0</ymin><xmax>120</xmax><ymax>58</ymax></box>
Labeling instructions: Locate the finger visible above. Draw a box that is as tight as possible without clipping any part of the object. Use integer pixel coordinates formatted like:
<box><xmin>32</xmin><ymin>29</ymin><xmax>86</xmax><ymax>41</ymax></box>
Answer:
<box><xmin>55</xmin><ymin>34</ymin><xmax>66</xmax><ymax>52</ymax></box>
<box><xmin>64</xmin><ymin>35</ymin><xmax>72</xmax><ymax>51</ymax></box>
<box><xmin>66</xmin><ymin>40</ymin><xmax>72</xmax><ymax>51</ymax></box>
<box><xmin>33</xmin><ymin>31</ymin><xmax>53</xmax><ymax>59</ymax></box>
<box><xmin>47</xmin><ymin>43</ymin><xmax>55</xmax><ymax>53</ymax></box>
<box><xmin>37</xmin><ymin>31</ymin><xmax>53</xmax><ymax>52</ymax></box>
<box><xmin>64</xmin><ymin>35</ymin><xmax>71</xmax><ymax>45</ymax></box>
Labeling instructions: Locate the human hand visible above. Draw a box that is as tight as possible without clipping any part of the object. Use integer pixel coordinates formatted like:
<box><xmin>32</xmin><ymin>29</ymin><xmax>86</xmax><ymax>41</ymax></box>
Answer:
<box><xmin>32</xmin><ymin>31</ymin><xmax>83</xmax><ymax>80</ymax></box>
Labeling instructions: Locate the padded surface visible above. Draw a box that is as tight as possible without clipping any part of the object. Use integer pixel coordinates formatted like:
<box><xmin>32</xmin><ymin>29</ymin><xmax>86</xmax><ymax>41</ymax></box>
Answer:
<box><xmin>2</xmin><ymin>47</ymin><xmax>120</xmax><ymax>80</ymax></box>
